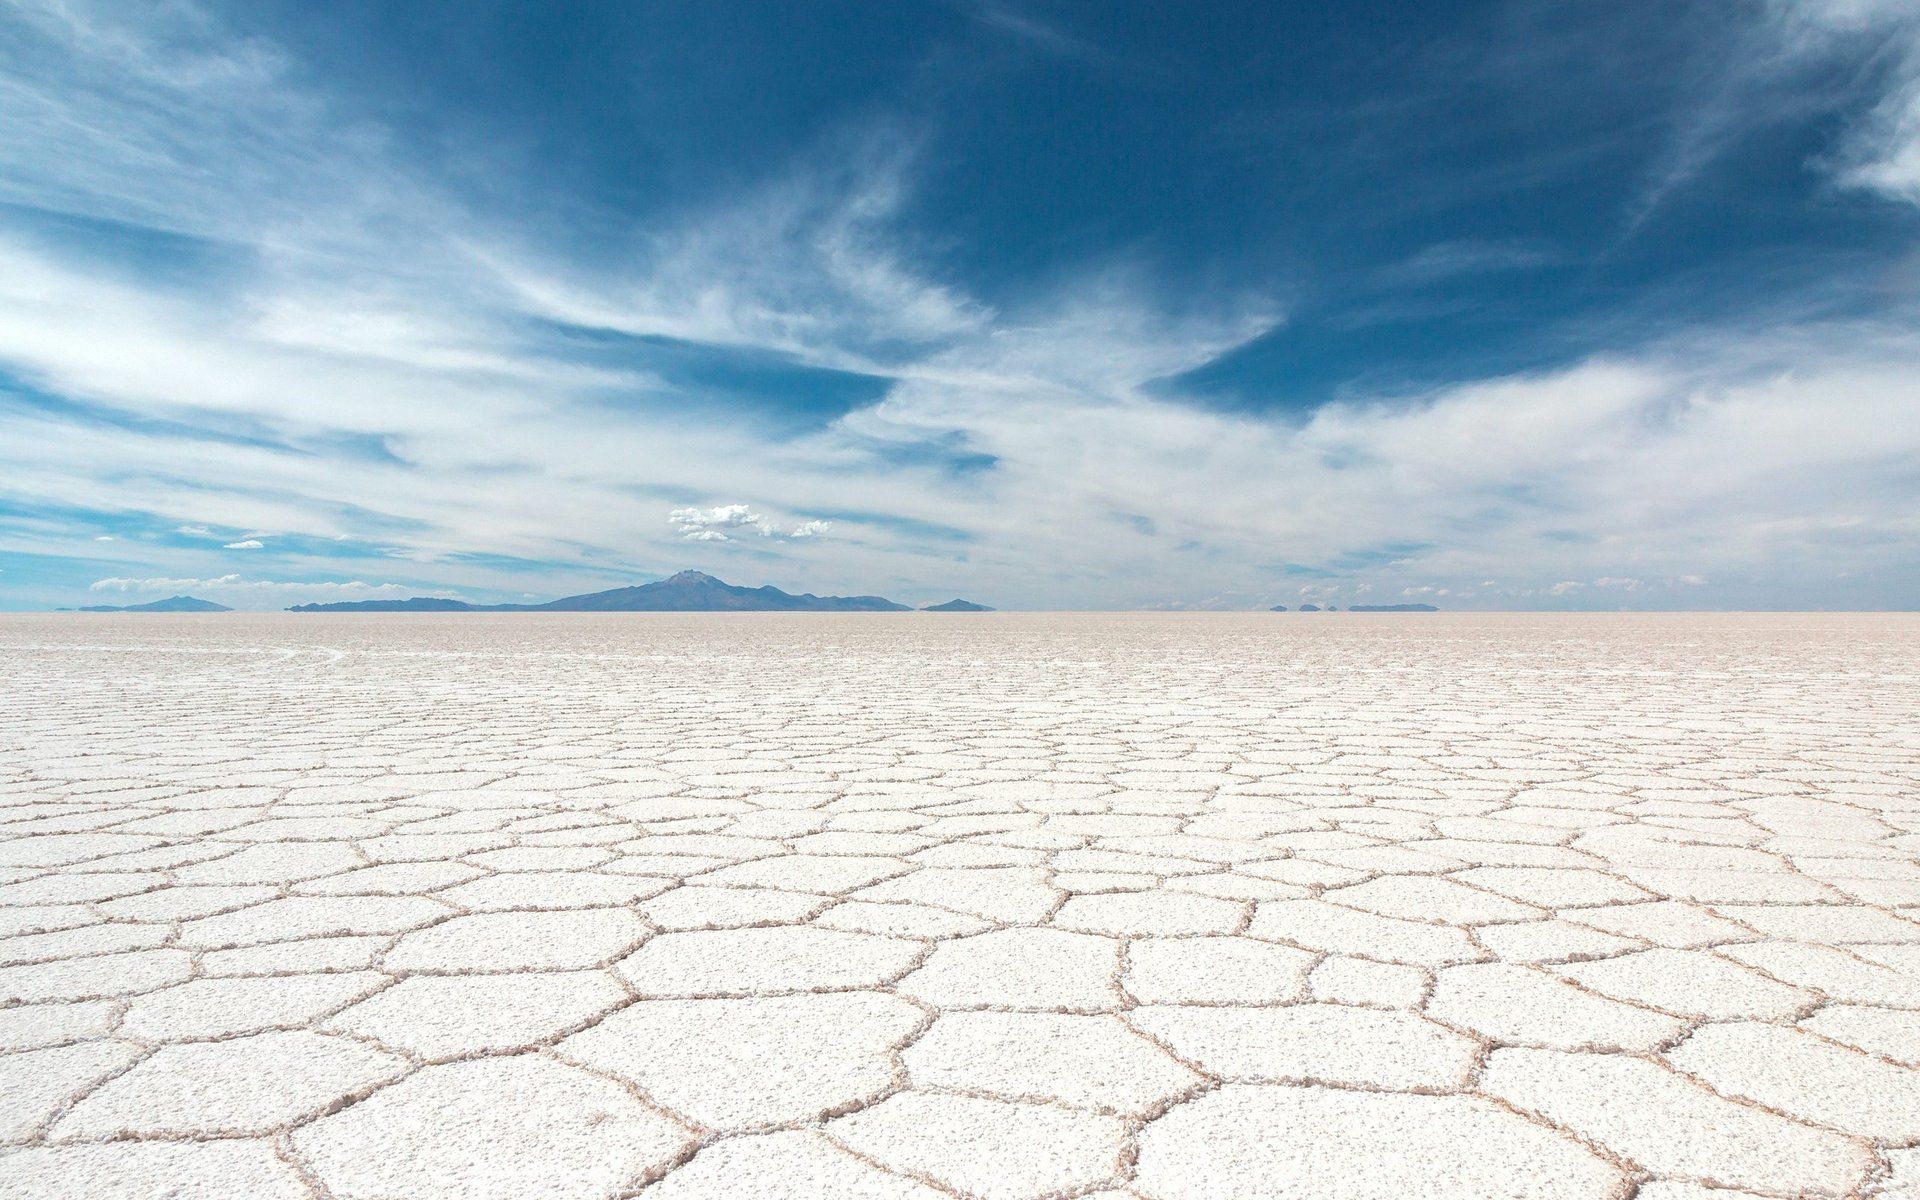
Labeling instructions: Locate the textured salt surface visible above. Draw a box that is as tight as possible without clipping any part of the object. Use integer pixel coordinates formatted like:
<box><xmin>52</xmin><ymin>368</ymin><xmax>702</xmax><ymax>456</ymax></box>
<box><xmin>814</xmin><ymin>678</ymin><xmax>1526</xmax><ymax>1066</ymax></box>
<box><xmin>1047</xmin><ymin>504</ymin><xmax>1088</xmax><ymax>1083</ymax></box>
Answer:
<box><xmin>0</xmin><ymin>612</ymin><xmax>1916</xmax><ymax>1199</ymax></box>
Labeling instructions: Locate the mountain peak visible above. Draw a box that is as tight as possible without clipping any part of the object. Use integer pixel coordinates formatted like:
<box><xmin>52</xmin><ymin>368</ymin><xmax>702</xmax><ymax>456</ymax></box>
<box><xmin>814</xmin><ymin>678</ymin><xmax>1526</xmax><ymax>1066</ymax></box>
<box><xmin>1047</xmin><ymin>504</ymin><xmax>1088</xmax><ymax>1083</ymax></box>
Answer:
<box><xmin>287</xmin><ymin>570</ymin><xmax>912</xmax><ymax>612</ymax></box>
<box><xmin>73</xmin><ymin>594</ymin><xmax>233</xmax><ymax>613</ymax></box>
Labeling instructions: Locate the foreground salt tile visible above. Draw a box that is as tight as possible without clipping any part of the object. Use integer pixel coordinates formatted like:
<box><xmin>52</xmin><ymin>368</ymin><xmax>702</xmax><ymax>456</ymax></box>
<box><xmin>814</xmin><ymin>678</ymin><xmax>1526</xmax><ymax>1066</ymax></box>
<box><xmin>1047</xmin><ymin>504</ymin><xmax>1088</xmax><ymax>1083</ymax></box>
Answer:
<box><xmin>1133</xmin><ymin>1085</ymin><xmax>1622</xmax><ymax>1200</ymax></box>
<box><xmin>1327</xmin><ymin>875</ymin><xmax>1543</xmax><ymax>924</ymax></box>
<box><xmin>1124</xmin><ymin>935</ymin><xmax>1314</xmax><ymax>1003</ymax></box>
<box><xmin>1717</xmin><ymin>939</ymin><xmax>1920</xmax><ymax>1006</ymax></box>
<box><xmin>1452</xmin><ymin>865</ymin><xmax>1653</xmax><ymax>907</ymax></box>
<box><xmin>327</xmin><ymin>970</ymin><xmax>627</xmax><ymax>1059</ymax></box>
<box><xmin>1711</xmin><ymin>902</ymin><xmax>1920</xmax><ymax>943</ymax></box>
<box><xmin>813</xmin><ymin>899</ymin><xmax>993</xmax><ymax>938</ymax></box>
<box><xmin>894</xmin><ymin>927</ymin><xmax>1120</xmax><ymax>1011</ymax></box>
<box><xmin>170</xmin><ymin>843</ymin><xmax>363</xmax><ymax>885</ymax></box>
<box><xmin>1306</xmin><ymin>955</ymin><xmax>1428</xmax><ymax>1006</ymax></box>
<box><xmin>1666</xmin><ymin>1021</ymin><xmax>1920</xmax><ymax>1139</ymax></box>
<box><xmin>0</xmin><ymin>1141</ymin><xmax>312</xmax><ymax>1200</ymax></box>
<box><xmin>0</xmin><ymin>923</ymin><xmax>169</xmax><ymax>966</ymax></box>
<box><xmin>55</xmin><ymin>1030</ymin><xmax>406</xmax><ymax>1137</ymax></box>
<box><xmin>1426</xmin><ymin>962</ymin><xmax>1686</xmax><ymax>1051</ymax></box>
<box><xmin>201</xmin><ymin>934</ymin><xmax>387</xmax><ymax>976</ymax></box>
<box><xmin>697</xmin><ymin>853</ymin><xmax>911</xmax><ymax>893</ymax></box>
<box><xmin>382</xmin><ymin>907</ymin><xmax>646</xmax><ymax>971</ymax></box>
<box><xmin>1880</xmin><ymin>1149</ymin><xmax>1920</xmax><ymax>1200</ymax></box>
<box><xmin>96</xmin><ymin>882</ymin><xmax>279</xmax><ymax>921</ymax></box>
<box><xmin>1481</xmin><ymin>1047</ymin><xmax>1871</xmax><ymax>1194</ymax></box>
<box><xmin>433</xmin><ymin>871</ymin><xmax>667</xmax><ymax>910</ymax></box>
<box><xmin>119</xmin><ymin>971</ymin><xmax>388</xmax><ymax>1040</ymax></box>
<box><xmin>904</xmin><ymin>1011</ymin><xmax>1201</xmax><ymax>1114</ymax></box>
<box><xmin>1560</xmin><ymin>899</ymin><xmax>1755</xmax><ymax>947</ymax></box>
<box><xmin>637</xmin><ymin>885</ymin><xmax>829</xmax><ymax>929</ymax></box>
<box><xmin>177</xmin><ymin>895</ymin><xmax>452</xmax><ymax>948</ymax></box>
<box><xmin>854</xmin><ymin>866</ymin><xmax>1059</xmax><ymax>923</ymax></box>
<box><xmin>292</xmin><ymin>1056</ymin><xmax>695</xmax><ymax>1200</ymax></box>
<box><xmin>827</xmin><ymin>1091</ymin><xmax>1126</xmax><ymax>1200</ymax></box>
<box><xmin>1053</xmin><ymin>890</ymin><xmax>1245</xmax><ymax>935</ymax></box>
<box><xmin>1555</xmin><ymin>947</ymin><xmax>1814</xmax><ymax>1019</ymax></box>
<box><xmin>1473</xmin><ymin>917</ymin><xmax>1643</xmax><ymax>962</ymax></box>
<box><xmin>644</xmin><ymin>1131</ymin><xmax>946</xmax><ymax>1199</ymax></box>
<box><xmin>1248</xmin><ymin>899</ymin><xmax>1486</xmax><ymax>965</ymax></box>
<box><xmin>0</xmin><ymin>1041</ymin><xmax>141</xmax><ymax>1140</ymax></box>
<box><xmin>1631</xmin><ymin>1185</ymin><xmax>1773</xmax><ymax>1200</ymax></box>
<box><xmin>0</xmin><ymin>947</ymin><xmax>192</xmax><ymax>1003</ymax></box>
<box><xmin>559</xmin><ymin>992</ymin><xmax>923</xmax><ymax>1128</ymax></box>
<box><xmin>1130</xmin><ymin>1003</ymin><xmax>1476</xmax><ymax>1089</ymax></box>
<box><xmin>0</xmin><ymin>998</ymin><xmax>116</xmax><ymax>1051</ymax></box>
<box><xmin>1799</xmin><ymin>1003</ymin><xmax>1920</xmax><ymax>1065</ymax></box>
<box><xmin>615</xmin><ymin>926</ymin><xmax>922</xmax><ymax>996</ymax></box>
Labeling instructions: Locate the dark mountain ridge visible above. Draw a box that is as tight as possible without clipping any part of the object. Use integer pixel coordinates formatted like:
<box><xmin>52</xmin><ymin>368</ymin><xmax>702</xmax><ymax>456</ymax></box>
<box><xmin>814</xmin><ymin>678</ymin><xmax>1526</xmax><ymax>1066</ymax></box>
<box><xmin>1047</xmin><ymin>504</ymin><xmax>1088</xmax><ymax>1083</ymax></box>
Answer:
<box><xmin>69</xmin><ymin>595</ymin><xmax>232</xmax><ymax>613</ymax></box>
<box><xmin>288</xmin><ymin>571</ymin><xmax>911</xmax><ymax>613</ymax></box>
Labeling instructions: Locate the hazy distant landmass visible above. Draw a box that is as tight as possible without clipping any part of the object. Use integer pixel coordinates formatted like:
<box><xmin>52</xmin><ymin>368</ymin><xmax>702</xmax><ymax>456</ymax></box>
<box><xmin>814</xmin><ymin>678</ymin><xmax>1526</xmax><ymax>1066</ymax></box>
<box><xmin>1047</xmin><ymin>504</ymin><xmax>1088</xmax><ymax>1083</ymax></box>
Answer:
<box><xmin>288</xmin><ymin>570</ymin><xmax>912</xmax><ymax>613</ymax></box>
<box><xmin>1269</xmin><ymin>605</ymin><xmax>1288</xmax><ymax>612</ymax></box>
<box><xmin>1350</xmin><ymin>603</ymin><xmax>1440</xmax><ymax>612</ymax></box>
<box><xmin>287</xmin><ymin>597</ymin><xmax>473</xmax><ymax>613</ymax></box>
<box><xmin>70</xmin><ymin>595</ymin><xmax>232</xmax><ymax>613</ymax></box>
<box><xmin>1298</xmin><ymin>604</ymin><xmax>1321</xmax><ymax>612</ymax></box>
<box><xmin>922</xmin><ymin>599</ymin><xmax>994</xmax><ymax>612</ymax></box>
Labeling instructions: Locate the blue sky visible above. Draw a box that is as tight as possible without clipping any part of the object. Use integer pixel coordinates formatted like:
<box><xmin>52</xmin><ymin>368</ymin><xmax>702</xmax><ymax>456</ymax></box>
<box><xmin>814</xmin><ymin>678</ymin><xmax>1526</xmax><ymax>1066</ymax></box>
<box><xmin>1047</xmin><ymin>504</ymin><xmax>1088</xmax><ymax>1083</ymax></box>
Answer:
<box><xmin>2</xmin><ymin>0</ymin><xmax>1918</xmax><ymax>610</ymax></box>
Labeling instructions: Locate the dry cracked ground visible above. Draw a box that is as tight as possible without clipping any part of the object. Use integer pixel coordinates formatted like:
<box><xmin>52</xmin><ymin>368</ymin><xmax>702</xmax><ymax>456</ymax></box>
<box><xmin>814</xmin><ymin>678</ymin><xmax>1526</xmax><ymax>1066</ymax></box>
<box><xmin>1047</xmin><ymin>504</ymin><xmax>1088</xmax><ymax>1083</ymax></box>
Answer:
<box><xmin>1</xmin><ymin>612</ymin><xmax>1918</xmax><ymax>1200</ymax></box>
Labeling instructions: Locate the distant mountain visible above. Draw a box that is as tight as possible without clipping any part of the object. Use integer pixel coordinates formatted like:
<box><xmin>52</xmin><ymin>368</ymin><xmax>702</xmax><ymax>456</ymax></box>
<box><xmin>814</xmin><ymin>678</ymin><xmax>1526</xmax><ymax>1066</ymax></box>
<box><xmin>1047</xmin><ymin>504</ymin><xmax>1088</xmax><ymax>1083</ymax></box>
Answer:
<box><xmin>1269</xmin><ymin>605</ymin><xmax>1288</xmax><ymax>612</ymax></box>
<box><xmin>73</xmin><ymin>595</ymin><xmax>232</xmax><ymax>613</ymax></box>
<box><xmin>1350</xmin><ymin>603</ymin><xmax>1439</xmax><ymax>612</ymax></box>
<box><xmin>288</xmin><ymin>571</ymin><xmax>911</xmax><ymax>613</ymax></box>
<box><xmin>524</xmin><ymin>571</ymin><xmax>909</xmax><ymax>612</ymax></box>
<box><xmin>922</xmin><ymin>599</ymin><xmax>994</xmax><ymax>612</ymax></box>
<box><xmin>287</xmin><ymin>597</ymin><xmax>472</xmax><ymax>613</ymax></box>
<box><xmin>1298</xmin><ymin>604</ymin><xmax>1321</xmax><ymax>612</ymax></box>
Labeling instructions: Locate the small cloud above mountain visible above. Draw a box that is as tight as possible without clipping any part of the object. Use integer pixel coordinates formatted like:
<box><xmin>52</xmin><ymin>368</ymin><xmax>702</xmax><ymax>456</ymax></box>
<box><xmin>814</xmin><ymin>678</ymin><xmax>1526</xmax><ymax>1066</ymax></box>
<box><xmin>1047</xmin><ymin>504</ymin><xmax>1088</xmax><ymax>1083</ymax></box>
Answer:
<box><xmin>669</xmin><ymin>505</ymin><xmax>832</xmax><ymax>542</ymax></box>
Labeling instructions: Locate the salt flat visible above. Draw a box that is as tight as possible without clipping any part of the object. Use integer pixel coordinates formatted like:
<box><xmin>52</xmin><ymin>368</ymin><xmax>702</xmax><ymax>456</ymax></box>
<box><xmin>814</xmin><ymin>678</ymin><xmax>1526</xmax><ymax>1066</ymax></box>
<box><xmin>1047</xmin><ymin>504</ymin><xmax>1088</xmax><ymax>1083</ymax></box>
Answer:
<box><xmin>1</xmin><ymin>612</ymin><xmax>1917</xmax><ymax>1200</ymax></box>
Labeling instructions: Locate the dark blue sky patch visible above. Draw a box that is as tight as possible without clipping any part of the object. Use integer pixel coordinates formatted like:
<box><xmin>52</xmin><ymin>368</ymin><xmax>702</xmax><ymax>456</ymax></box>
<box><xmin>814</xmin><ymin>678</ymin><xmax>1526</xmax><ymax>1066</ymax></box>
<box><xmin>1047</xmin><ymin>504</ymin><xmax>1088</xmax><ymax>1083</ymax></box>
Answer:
<box><xmin>542</xmin><ymin>322</ymin><xmax>895</xmax><ymax>435</ymax></box>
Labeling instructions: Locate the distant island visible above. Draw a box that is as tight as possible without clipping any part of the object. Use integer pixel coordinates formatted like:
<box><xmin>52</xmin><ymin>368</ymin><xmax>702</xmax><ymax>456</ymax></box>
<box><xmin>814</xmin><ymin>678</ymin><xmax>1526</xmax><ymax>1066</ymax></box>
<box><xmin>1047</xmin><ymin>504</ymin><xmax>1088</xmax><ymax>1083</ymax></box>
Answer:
<box><xmin>68</xmin><ymin>595</ymin><xmax>232</xmax><ymax>613</ymax></box>
<box><xmin>1350</xmin><ymin>603</ymin><xmax>1439</xmax><ymax>612</ymax></box>
<box><xmin>290</xmin><ymin>597</ymin><xmax>474</xmax><ymax>613</ymax></box>
<box><xmin>922</xmin><ymin>599</ymin><xmax>994</xmax><ymax>612</ymax></box>
<box><xmin>288</xmin><ymin>570</ymin><xmax>912</xmax><ymax>613</ymax></box>
<box><xmin>1299</xmin><ymin>604</ymin><xmax>1322</xmax><ymax>612</ymax></box>
<box><xmin>1269</xmin><ymin>605</ymin><xmax>1288</xmax><ymax>611</ymax></box>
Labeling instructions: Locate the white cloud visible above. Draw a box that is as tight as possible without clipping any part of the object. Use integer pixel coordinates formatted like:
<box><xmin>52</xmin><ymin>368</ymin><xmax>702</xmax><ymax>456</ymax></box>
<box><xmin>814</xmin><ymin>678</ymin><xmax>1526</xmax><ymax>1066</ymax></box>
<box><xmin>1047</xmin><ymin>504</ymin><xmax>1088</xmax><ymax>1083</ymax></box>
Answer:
<box><xmin>175</xmin><ymin>524</ymin><xmax>214</xmax><ymax>537</ymax></box>
<box><xmin>1769</xmin><ymin>1</ymin><xmax>1920</xmax><ymax>204</ymax></box>
<box><xmin>93</xmin><ymin>535</ymin><xmax>113</xmax><ymax>541</ymax></box>
<box><xmin>668</xmin><ymin>505</ymin><xmax>831</xmax><ymax>542</ymax></box>
<box><xmin>223</xmin><ymin>539</ymin><xmax>263</xmax><ymax>549</ymax></box>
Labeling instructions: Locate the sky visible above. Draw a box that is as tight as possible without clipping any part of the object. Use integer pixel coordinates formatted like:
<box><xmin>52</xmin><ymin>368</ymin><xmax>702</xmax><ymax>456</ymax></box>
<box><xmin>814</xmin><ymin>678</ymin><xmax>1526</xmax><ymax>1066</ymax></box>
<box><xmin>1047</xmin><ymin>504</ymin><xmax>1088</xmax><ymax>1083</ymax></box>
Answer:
<box><xmin>2</xmin><ymin>0</ymin><xmax>1918</xmax><ymax>611</ymax></box>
